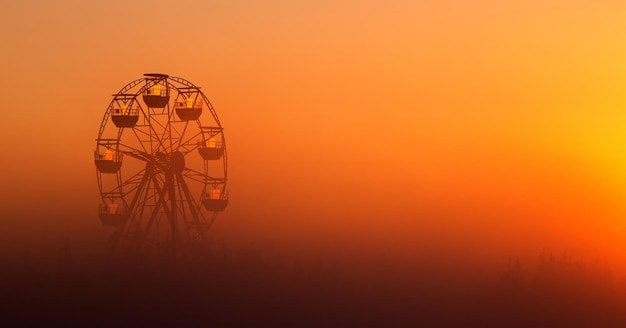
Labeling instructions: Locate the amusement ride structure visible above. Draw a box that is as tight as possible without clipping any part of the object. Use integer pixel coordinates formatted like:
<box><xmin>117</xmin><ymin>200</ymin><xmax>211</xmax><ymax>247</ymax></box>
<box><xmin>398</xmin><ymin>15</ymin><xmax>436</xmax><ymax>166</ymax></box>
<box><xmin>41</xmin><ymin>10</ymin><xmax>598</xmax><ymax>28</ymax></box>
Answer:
<box><xmin>94</xmin><ymin>73</ymin><xmax>228</xmax><ymax>259</ymax></box>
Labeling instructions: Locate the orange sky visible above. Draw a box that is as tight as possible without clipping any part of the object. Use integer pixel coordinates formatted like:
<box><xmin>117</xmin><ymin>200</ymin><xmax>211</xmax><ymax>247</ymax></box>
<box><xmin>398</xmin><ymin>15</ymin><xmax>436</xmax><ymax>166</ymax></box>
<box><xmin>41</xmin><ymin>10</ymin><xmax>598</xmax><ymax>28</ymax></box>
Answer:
<box><xmin>2</xmin><ymin>0</ymin><xmax>626</xmax><ymax>270</ymax></box>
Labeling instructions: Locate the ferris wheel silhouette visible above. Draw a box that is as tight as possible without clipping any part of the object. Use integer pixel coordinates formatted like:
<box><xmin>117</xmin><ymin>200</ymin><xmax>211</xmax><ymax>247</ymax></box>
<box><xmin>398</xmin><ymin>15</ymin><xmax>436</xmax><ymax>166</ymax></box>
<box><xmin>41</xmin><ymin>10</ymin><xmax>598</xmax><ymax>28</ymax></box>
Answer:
<box><xmin>94</xmin><ymin>73</ymin><xmax>228</xmax><ymax>258</ymax></box>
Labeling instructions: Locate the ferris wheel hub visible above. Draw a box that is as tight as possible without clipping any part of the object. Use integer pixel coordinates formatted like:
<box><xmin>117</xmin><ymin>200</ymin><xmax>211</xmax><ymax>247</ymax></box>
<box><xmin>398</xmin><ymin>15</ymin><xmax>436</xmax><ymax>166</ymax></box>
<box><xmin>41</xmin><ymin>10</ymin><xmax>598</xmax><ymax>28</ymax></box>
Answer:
<box><xmin>154</xmin><ymin>151</ymin><xmax>186</xmax><ymax>174</ymax></box>
<box><xmin>170</xmin><ymin>151</ymin><xmax>185</xmax><ymax>174</ymax></box>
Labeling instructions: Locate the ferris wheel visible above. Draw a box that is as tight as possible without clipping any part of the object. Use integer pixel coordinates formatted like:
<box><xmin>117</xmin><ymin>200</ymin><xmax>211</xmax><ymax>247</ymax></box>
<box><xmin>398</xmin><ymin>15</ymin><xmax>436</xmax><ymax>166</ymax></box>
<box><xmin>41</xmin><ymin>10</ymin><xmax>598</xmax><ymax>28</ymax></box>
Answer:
<box><xmin>94</xmin><ymin>73</ymin><xmax>228</xmax><ymax>255</ymax></box>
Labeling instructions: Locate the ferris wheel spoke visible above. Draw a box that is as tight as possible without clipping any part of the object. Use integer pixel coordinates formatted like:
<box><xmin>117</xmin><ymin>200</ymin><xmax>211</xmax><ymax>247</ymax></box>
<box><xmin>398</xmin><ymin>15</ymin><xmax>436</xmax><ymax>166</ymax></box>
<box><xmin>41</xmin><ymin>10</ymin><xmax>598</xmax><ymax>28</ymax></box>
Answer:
<box><xmin>118</xmin><ymin>169</ymin><xmax>146</xmax><ymax>196</ymax></box>
<box><xmin>117</xmin><ymin>146</ymin><xmax>152</xmax><ymax>162</ymax></box>
<box><xmin>129</xmin><ymin>124</ymin><xmax>150</xmax><ymax>154</ymax></box>
<box><xmin>138</xmin><ymin>116</ymin><xmax>168</xmax><ymax>154</ymax></box>
<box><xmin>100</xmin><ymin>169</ymin><xmax>146</xmax><ymax>200</ymax></box>
<box><xmin>182</xmin><ymin>167</ymin><xmax>214</xmax><ymax>178</ymax></box>
<box><xmin>174</xmin><ymin>131</ymin><xmax>202</xmax><ymax>155</ymax></box>
<box><xmin>174</xmin><ymin>121</ymin><xmax>190</xmax><ymax>151</ymax></box>
<box><xmin>181</xmin><ymin>167</ymin><xmax>213</xmax><ymax>183</ymax></box>
<box><xmin>159</xmin><ymin>125</ymin><xmax>186</xmax><ymax>154</ymax></box>
<box><xmin>151</xmin><ymin>118</ymin><xmax>173</xmax><ymax>153</ymax></box>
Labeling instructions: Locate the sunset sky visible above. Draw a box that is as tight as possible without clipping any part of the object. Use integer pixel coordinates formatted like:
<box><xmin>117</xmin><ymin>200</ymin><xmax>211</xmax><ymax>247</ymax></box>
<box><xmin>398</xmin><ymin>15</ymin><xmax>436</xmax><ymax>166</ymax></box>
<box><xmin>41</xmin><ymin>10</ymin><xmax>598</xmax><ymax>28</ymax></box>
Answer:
<box><xmin>2</xmin><ymin>0</ymin><xmax>626</xmax><ymax>270</ymax></box>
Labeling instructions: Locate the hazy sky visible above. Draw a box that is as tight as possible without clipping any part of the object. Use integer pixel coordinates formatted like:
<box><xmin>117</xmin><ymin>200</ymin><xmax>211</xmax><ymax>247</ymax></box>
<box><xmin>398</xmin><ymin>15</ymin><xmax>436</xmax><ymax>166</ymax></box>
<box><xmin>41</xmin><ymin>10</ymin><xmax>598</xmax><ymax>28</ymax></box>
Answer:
<box><xmin>2</xmin><ymin>0</ymin><xmax>626</xmax><ymax>268</ymax></box>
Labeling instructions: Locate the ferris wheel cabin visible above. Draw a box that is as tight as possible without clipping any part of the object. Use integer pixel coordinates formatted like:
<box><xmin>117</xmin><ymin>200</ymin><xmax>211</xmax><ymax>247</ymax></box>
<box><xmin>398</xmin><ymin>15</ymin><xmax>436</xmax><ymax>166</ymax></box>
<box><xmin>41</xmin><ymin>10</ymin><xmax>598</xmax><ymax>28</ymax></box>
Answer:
<box><xmin>198</xmin><ymin>127</ymin><xmax>225</xmax><ymax>160</ymax></box>
<box><xmin>142</xmin><ymin>75</ymin><xmax>170</xmax><ymax>108</ymax></box>
<box><xmin>98</xmin><ymin>203</ymin><xmax>128</xmax><ymax>227</ymax></box>
<box><xmin>202</xmin><ymin>189</ymin><xmax>229</xmax><ymax>211</ymax></box>
<box><xmin>198</xmin><ymin>140</ymin><xmax>224</xmax><ymax>160</ymax></box>
<box><xmin>94</xmin><ymin>140</ymin><xmax>122</xmax><ymax>173</ymax></box>
<box><xmin>175</xmin><ymin>87</ymin><xmax>203</xmax><ymax>120</ymax></box>
<box><xmin>110</xmin><ymin>94</ymin><xmax>139</xmax><ymax>128</ymax></box>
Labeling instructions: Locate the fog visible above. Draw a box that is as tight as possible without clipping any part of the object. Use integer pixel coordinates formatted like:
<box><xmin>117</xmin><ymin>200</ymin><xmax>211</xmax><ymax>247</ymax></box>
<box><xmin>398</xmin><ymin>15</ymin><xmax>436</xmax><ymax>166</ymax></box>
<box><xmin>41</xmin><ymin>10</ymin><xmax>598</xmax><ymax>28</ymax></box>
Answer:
<box><xmin>3</xmin><ymin>0</ymin><xmax>626</xmax><ymax>325</ymax></box>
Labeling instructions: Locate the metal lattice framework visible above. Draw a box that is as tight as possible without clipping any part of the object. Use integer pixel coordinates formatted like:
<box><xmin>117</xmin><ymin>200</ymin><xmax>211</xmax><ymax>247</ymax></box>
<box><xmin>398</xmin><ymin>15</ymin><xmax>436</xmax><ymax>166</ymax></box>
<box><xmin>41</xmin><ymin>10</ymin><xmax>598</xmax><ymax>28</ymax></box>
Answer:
<box><xmin>94</xmin><ymin>73</ymin><xmax>228</xmax><ymax>258</ymax></box>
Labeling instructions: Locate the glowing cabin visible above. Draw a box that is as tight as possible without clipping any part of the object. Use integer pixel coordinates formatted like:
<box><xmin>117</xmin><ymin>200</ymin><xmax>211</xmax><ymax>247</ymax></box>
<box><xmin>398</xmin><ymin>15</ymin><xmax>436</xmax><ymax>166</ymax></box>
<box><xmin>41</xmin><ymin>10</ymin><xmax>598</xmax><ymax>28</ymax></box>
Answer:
<box><xmin>202</xmin><ymin>189</ymin><xmax>228</xmax><ymax>211</ymax></box>
<box><xmin>98</xmin><ymin>203</ymin><xmax>128</xmax><ymax>227</ymax></box>
<box><xmin>175</xmin><ymin>88</ymin><xmax>203</xmax><ymax>120</ymax></box>
<box><xmin>198</xmin><ymin>139</ymin><xmax>224</xmax><ymax>160</ymax></box>
<box><xmin>198</xmin><ymin>127</ymin><xmax>225</xmax><ymax>160</ymax></box>
<box><xmin>110</xmin><ymin>94</ymin><xmax>139</xmax><ymax>128</ymax></box>
<box><xmin>143</xmin><ymin>82</ymin><xmax>170</xmax><ymax>108</ymax></box>
<box><xmin>94</xmin><ymin>141</ymin><xmax>122</xmax><ymax>173</ymax></box>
